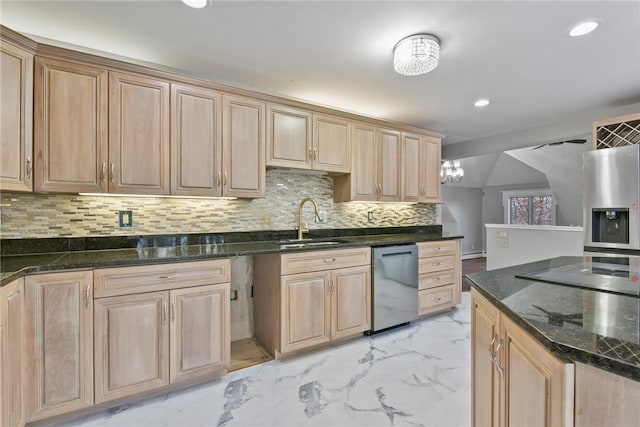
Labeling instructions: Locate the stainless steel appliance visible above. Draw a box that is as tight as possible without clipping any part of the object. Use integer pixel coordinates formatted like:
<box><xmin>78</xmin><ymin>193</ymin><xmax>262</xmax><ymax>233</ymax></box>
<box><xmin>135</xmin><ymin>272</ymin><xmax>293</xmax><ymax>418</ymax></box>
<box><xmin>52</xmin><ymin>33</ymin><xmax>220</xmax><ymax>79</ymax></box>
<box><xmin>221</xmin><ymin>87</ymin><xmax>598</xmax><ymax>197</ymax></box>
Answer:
<box><xmin>583</xmin><ymin>145</ymin><xmax>640</xmax><ymax>251</ymax></box>
<box><xmin>370</xmin><ymin>244</ymin><xmax>418</xmax><ymax>333</ymax></box>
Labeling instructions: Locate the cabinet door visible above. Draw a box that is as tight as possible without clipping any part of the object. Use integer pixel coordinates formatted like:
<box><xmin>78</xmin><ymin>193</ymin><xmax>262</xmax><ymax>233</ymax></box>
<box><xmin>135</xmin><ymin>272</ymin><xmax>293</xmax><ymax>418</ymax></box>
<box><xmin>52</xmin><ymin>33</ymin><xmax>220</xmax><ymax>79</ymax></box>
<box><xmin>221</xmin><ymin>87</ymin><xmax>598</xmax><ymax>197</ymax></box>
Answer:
<box><xmin>280</xmin><ymin>271</ymin><xmax>331</xmax><ymax>354</ymax></box>
<box><xmin>313</xmin><ymin>113</ymin><xmax>350</xmax><ymax>173</ymax></box>
<box><xmin>1</xmin><ymin>279</ymin><xmax>24</xmax><ymax>427</ymax></box>
<box><xmin>34</xmin><ymin>57</ymin><xmax>108</xmax><ymax>193</ymax></box>
<box><xmin>24</xmin><ymin>271</ymin><xmax>93</xmax><ymax>422</ymax></box>
<box><xmin>331</xmin><ymin>265</ymin><xmax>370</xmax><ymax>340</ymax></box>
<box><xmin>336</xmin><ymin>122</ymin><xmax>376</xmax><ymax>201</ymax></box>
<box><xmin>170</xmin><ymin>83</ymin><xmax>222</xmax><ymax>196</ymax></box>
<box><xmin>377</xmin><ymin>128</ymin><xmax>402</xmax><ymax>202</ymax></box>
<box><xmin>421</xmin><ymin>137</ymin><xmax>441</xmax><ymax>202</ymax></box>
<box><xmin>94</xmin><ymin>291</ymin><xmax>169</xmax><ymax>404</ymax></box>
<box><xmin>109</xmin><ymin>71</ymin><xmax>170</xmax><ymax>194</ymax></box>
<box><xmin>402</xmin><ymin>132</ymin><xmax>421</xmax><ymax>202</ymax></box>
<box><xmin>471</xmin><ymin>289</ymin><xmax>501</xmax><ymax>427</ymax></box>
<box><xmin>266</xmin><ymin>103</ymin><xmax>312</xmax><ymax>169</ymax></box>
<box><xmin>170</xmin><ymin>284</ymin><xmax>230</xmax><ymax>383</ymax></box>
<box><xmin>0</xmin><ymin>41</ymin><xmax>33</xmax><ymax>192</ymax></box>
<box><xmin>502</xmin><ymin>315</ymin><xmax>574</xmax><ymax>427</ymax></box>
<box><xmin>222</xmin><ymin>94</ymin><xmax>265</xmax><ymax>198</ymax></box>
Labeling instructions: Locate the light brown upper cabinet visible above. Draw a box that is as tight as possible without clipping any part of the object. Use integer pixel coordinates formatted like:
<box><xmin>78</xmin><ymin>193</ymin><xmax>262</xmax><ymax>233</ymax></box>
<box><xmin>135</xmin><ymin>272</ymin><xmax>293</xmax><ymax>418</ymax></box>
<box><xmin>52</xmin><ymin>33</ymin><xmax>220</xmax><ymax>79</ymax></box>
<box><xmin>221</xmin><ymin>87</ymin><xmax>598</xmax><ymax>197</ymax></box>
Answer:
<box><xmin>377</xmin><ymin>127</ymin><xmax>402</xmax><ymax>202</ymax></box>
<box><xmin>1</xmin><ymin>41</ymin><xmax>33</xmax><ymax>192</ymax></box>
<box><xmin>403</xmin><ymin>132</ymin><xmax>441</xmax><ymax>203</ymax></box>
<box><xmin>222</xmin><ymin>94</ymin><xmax>266</xmax><ymax>198</ymax></box>
<box><xmin>266</xmin><ymin>103</ymin><xmax>313</xmax><ymax>170</ymax></box>
<box><xmin>312</xmin><ymin>113</ymin><xmax>351</xmax><ymax>173</ymax></box>
<box><xmin>421</xmin><ymin>136</ymin><xmax>441</xmax><ymax>202</ymax></box>
<box><xmin>109</xmin><ymin>71</ymin><xmax>170</xmax><ymax>195</ymax></box>
<box><xmin>170</xmin><ymin>84</ymin><xmax>223</xmax><ymax>197</ymax></box>
<box><xmin>334</xmin><ymin>123</ymin><xmax>401</xmax><ymax>202</ymax></box>
<box><xmin>33</xmin><ymin>57</ymin><xmax>108</xmax><ymax>193</ymax></box>
<box><xmin>266</xmin><ymin>106</ymin><xmax>350</xmax><ymax>174</ymax></box>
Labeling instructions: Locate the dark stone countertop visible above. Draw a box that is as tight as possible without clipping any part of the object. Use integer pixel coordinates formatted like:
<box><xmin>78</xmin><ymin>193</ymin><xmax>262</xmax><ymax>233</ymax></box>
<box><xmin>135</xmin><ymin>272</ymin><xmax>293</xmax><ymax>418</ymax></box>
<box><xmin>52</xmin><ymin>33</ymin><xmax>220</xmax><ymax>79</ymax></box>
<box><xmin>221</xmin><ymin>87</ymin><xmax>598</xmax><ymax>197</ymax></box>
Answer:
<box><xmin>0</xmin><ymin>227</ymin><xmax>462</xmax><ymax>287</ymax></box>
<box><xmin>467</xmin><ymin>256</ymin><xmax>640</xmax><ymax>382</ymax></box>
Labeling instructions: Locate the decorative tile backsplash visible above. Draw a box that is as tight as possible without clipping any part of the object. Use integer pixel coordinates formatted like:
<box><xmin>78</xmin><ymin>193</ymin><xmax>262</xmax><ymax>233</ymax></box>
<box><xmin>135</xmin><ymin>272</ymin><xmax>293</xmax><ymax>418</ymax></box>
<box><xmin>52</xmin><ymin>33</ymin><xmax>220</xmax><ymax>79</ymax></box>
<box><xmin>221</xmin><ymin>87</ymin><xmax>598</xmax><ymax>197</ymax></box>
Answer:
<box><xmin>0</xmin><ymin>170</ymin><xmax>437</xmax><ymax>239</ymax></box>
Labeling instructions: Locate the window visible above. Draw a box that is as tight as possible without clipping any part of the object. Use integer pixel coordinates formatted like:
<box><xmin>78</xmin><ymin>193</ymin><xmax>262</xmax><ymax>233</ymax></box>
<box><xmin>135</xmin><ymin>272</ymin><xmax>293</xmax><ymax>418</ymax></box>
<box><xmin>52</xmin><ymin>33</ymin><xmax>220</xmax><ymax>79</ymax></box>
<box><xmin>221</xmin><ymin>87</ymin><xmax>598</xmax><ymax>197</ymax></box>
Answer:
<box><xmin>503</xmin><ymin>189</ymin><xmax>555</xmax><ymax>225</ymax></box>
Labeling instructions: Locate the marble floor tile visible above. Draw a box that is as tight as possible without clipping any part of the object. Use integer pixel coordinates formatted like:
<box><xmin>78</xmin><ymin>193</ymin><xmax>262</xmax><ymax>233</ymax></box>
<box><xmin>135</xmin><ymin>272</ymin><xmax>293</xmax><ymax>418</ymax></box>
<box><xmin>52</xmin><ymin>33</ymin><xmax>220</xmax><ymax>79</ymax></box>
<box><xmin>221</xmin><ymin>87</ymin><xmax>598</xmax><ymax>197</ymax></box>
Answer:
<box><xmin>55</xmin><ymin>293</ymin><xmax>471</xmax><ymax>427</ymax></box>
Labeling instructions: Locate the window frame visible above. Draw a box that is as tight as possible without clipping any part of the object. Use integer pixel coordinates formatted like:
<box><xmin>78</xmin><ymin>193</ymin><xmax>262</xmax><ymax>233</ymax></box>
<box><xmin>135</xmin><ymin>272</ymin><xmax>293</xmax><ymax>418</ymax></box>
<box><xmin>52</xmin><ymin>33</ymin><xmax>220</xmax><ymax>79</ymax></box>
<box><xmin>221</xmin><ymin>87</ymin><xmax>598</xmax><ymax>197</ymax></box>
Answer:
<box><xmin>502</xmin><ymin>188</ymin><xmax>556</xmax><ymax>225</ymax></box>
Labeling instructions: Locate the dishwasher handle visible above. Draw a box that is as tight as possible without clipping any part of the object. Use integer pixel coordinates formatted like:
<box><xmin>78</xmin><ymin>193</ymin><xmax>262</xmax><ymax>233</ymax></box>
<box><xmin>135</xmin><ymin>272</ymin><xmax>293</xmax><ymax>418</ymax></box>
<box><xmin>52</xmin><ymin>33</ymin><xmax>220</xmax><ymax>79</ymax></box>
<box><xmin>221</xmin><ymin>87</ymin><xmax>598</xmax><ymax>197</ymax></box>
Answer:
<box><xmin>381</xmin><ymin>251</ymin><xmax>415</xmax><ymax>257</ymax></box>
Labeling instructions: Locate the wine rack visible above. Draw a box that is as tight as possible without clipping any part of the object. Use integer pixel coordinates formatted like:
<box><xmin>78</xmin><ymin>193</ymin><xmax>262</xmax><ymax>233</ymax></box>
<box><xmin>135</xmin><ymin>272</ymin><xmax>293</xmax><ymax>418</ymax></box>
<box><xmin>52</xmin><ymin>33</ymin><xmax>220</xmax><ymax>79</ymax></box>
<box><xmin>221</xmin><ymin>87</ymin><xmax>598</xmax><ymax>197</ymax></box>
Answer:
<box><xmin>593</xmin><ymin>113</ymin><xmax>640</xmax><ymax>149</ymax></box>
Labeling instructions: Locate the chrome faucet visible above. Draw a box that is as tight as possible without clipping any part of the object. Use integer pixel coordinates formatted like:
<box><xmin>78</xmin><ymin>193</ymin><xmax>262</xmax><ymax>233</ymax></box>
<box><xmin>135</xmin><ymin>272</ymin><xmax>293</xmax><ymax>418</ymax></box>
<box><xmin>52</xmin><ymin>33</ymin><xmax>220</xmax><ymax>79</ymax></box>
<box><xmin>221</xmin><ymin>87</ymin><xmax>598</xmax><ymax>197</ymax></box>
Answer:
<box><xmin>297</xmin><ymin>197</ymin><xmax>322</xmax><ymax>240</ymax></box>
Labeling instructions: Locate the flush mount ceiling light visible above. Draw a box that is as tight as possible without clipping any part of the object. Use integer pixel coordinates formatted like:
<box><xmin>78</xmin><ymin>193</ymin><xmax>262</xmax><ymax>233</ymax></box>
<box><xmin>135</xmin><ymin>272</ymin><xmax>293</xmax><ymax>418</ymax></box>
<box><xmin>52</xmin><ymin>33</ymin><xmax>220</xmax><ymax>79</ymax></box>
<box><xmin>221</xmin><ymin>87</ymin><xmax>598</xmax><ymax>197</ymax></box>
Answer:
<box><xmin>182</xmin><ymin>0</ymin><xmax>208</xmax><ymax>9</ymax></box>
<box><xmin>569</xmin><ymin>21</ymin><xmax>599</xmax><ymax>37</ymax></box>
<box><xmin>474</xmin><ymin>99</ymin><xmax>490</xmax><ymax>107</ymax></box>
<box><xmin>393</xmin><ymin>34</ymin><xmax>440</xmax><ymax>76</ymax></box>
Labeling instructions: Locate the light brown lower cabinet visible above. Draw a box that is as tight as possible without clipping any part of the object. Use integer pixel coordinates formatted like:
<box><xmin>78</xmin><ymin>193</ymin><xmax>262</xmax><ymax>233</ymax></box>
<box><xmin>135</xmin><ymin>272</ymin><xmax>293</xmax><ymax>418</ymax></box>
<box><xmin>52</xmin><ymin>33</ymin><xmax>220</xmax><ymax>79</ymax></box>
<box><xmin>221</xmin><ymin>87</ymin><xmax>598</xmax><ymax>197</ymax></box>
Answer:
<box><xmin>417</xmin><ymin>239</ymin><xmax>461</xmax><ymax>316</ymax></box>
<box><xmin>93</xmin><ymin>260</ymin><xmax>230</xmax><ymax>404</ymax></box>
<box><xmin>24</xmin><ymin>271</ymin><xmax>94</xmax><ymax>423</ymax></box>
<box><xmin>254</xmin><ymin>248</ymin><xmax>371</xmax><ymax>357</ymax></box>
<box><xmin>471</xmin><ymin>289</ymin><xmax>574</xmax><ymax>427</ymax></box>
<box><xmin>1</xmin><ymin>278</ymin><xmax>25</xmax><ymax>427</ymax></box>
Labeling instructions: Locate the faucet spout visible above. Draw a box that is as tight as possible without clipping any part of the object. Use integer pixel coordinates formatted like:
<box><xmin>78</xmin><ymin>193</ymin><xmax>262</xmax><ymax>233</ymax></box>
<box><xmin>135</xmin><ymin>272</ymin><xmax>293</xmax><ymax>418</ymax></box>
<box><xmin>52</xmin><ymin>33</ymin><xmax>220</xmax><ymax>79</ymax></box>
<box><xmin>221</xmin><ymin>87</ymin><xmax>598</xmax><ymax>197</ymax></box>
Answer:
<box><xmin>297</xmin><ymin>197</ymin><xmax>321</xmax><ymax>240</ymax></box>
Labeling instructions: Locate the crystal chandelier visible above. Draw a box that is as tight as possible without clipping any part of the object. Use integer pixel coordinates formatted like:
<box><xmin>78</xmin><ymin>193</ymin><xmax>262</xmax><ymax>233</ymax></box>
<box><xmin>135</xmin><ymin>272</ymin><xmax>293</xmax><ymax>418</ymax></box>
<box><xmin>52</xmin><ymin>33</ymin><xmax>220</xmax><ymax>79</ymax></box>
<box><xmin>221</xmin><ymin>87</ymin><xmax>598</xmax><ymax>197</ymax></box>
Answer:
<box><xmin>441</xmin><ymin>160</ymin><xmax>464</xmax><ymax>184</ymax></box>
<box><xmin>393</xmin><ymin>34</ymin><xmax>440</xmax><ymax>76</ymax></box>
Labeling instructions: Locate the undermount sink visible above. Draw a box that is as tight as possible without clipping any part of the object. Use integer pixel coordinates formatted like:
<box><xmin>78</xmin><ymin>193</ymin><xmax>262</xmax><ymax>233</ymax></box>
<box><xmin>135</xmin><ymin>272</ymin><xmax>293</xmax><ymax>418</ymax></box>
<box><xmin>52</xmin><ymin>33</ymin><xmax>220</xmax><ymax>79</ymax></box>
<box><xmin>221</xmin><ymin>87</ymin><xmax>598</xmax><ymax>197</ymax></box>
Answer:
<box><xmin>277</xmin><ymin>239</ymin><xmax>346</xmax><ymax>249</ymax></box>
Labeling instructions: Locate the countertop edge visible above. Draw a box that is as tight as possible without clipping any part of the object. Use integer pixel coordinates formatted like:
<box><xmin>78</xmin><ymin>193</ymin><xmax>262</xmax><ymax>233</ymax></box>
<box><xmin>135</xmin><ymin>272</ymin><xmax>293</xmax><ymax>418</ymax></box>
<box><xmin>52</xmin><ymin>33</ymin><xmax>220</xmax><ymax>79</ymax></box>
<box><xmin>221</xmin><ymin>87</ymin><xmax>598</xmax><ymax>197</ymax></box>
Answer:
<box><xmin>1</xmin><ymin>234</ymin><xmax>463</xmax><ymax>287</ymax></box>
<box><xmin>468</xmin><ymin>278</ymin><xmax>640</xmax><ymax>383</ymax></box>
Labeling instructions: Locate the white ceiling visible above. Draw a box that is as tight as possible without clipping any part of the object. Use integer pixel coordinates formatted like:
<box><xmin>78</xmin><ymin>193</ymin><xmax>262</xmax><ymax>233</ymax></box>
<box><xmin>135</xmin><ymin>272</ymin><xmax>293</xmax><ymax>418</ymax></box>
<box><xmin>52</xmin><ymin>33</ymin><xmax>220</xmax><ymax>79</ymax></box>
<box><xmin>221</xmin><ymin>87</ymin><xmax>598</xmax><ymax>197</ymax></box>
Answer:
<box><xmin>2</xmin><ymin>0</ymin><xmax>639</xmax><ymax>156</ymax></box>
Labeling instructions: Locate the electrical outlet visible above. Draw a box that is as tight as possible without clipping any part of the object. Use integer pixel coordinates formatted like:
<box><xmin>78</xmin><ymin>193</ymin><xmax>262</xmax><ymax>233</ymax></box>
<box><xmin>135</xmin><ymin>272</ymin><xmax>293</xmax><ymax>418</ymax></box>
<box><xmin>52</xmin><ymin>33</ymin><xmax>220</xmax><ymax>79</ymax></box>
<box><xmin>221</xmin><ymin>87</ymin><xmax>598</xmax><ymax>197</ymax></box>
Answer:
<box><xmin>367</xmin><ymin>210</ymin><xmax>375</xmax><ymax>223</ymax></box>
<box><xmin>230</xmin><ymin>290</ymin><xmax>238</xmax><ymax>301</ymax></box>
<box><xmin>118</xmin><ymin>210</ymin><xmax>133</xmax><ymax>228</ymax></box>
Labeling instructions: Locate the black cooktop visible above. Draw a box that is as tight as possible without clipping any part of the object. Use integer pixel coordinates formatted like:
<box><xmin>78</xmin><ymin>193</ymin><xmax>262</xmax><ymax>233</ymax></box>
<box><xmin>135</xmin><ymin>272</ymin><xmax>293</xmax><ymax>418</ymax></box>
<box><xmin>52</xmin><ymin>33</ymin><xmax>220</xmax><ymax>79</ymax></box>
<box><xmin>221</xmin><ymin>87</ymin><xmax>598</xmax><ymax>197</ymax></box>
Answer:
<box><xmin>516</xmin><ymin>257</ymin><xmax>640</xmax><ymax>297</ymax></box>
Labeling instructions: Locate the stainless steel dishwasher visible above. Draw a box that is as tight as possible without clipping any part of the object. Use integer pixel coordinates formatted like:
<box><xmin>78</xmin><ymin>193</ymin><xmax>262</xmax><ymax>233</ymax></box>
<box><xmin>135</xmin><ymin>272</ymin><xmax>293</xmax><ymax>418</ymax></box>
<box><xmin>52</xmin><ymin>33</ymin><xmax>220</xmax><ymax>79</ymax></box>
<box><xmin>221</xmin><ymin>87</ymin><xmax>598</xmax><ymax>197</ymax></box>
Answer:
<box><xmin>369</xmin><ymin>244</ymin><xmax>419</xmax><ymax>333</ymax></box>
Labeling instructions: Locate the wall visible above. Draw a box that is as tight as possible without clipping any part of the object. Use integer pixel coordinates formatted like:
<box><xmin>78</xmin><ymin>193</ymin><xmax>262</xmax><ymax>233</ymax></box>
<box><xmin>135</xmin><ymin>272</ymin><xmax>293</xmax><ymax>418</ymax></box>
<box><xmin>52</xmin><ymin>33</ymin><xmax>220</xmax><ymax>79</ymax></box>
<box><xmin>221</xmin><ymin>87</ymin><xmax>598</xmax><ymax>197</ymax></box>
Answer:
<box><xmin>440</xmin><ymin>186</ymin><xmax>483</xmax><ymax>255</ymax></box>
<box><xmin>0</xmin><ymin>169</ymin><xmax>437</xmax><ymax>239</ymax></box>
<box><xmin>485</xmin><ymin>224</ymin><xmax>584</xmax><ymax>270</ymax></box>
<box><xmin>481</xmin><ymin>182</ymin><xmax>549</xmax><ymax>250</ymax></box>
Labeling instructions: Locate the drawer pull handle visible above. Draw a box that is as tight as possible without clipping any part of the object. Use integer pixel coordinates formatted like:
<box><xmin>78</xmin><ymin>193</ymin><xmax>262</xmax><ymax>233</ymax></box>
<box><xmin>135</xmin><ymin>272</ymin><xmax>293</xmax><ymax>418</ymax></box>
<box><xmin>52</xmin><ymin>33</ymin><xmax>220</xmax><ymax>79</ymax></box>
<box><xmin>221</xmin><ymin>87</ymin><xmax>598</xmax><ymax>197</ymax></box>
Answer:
<box><xmin>431</xmin><ymin>262</ymin><xmax>440</xmax><ymax>266</ymax></box>
<box><xmin>158</xmin><ymin>274</ymin><xmax>179</xmax><ymax>280</ymax></box>
<box><xmin>85</xmin><ymin>285</ymin><xmax>90</xmax><ymax>308</ymax></box>
<box><xmin>324</xmin><ymin>258</ymin><xmax>336</xmax><ymax>263</ymax></box>
<box><xmin>171</xmin><ymin>302</ymin><xmax>176</xmax><ymax>321</ymax></box>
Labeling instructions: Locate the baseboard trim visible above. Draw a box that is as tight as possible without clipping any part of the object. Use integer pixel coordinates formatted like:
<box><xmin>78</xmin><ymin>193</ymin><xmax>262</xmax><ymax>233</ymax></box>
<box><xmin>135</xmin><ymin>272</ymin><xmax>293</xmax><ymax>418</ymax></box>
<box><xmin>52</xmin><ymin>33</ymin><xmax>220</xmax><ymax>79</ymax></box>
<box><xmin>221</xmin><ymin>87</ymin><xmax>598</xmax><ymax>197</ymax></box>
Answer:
<box><xmin>462</xmin><ymin>252</ymin><xmax>485</xmax><ymax>260</ymax></box>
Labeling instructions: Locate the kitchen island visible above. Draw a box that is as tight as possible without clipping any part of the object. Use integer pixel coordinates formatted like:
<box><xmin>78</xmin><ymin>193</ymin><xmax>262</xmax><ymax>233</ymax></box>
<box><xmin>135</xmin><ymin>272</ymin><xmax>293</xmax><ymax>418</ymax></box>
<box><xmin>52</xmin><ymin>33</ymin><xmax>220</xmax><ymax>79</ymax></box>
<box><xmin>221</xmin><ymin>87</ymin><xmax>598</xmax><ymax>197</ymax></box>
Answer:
<box><xmin>467</xmin><ymin>256</ymin><xmax>639</xmax><ymax>427</ymax></box>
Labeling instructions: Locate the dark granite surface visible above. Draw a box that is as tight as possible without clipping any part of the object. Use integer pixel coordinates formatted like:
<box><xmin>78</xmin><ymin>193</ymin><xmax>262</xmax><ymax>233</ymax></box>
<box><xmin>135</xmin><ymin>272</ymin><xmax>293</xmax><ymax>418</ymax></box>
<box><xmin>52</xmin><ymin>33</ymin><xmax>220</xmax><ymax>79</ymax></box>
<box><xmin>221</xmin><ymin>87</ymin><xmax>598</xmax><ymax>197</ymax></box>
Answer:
<box><xmin>467</xmin><ymin>256</ymin><xmax>640</xmax><ymax>382</ymax></box>
<box><xmin>0</xmin><ymin>226</ymin><xmax>462</xmax><ymax>286</ymax></box>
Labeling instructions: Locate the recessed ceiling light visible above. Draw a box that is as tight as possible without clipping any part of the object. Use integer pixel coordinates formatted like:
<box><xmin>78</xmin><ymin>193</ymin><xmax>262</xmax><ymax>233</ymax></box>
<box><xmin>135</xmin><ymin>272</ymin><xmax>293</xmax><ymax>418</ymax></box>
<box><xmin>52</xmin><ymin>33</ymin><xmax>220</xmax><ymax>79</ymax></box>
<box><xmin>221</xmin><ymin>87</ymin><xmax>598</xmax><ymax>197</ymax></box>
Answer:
<box><xmin>474</xmin><ymin>99</ymin><xmax>490</xmax><ymax>107</ymax></box>
<box><xmin>569</xmin><ymin>21</ymin><xmax>599</xmax><ymax>37</ymax></box>
<box><xmin>182</xmin><ymin>0</ymin><xmax>208</xmax><ymax>8</ymax></box>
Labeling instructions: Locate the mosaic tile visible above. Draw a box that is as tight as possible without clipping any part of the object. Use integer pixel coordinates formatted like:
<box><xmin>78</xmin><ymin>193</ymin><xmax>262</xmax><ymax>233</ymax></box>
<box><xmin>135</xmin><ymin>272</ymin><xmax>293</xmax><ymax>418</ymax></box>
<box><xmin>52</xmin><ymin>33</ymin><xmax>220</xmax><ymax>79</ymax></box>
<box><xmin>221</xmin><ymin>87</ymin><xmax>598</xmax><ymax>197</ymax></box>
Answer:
<box><xmin>1</xmin><ymin>170</ymin><xmax>437</xmax><ymax>238</ymax></box>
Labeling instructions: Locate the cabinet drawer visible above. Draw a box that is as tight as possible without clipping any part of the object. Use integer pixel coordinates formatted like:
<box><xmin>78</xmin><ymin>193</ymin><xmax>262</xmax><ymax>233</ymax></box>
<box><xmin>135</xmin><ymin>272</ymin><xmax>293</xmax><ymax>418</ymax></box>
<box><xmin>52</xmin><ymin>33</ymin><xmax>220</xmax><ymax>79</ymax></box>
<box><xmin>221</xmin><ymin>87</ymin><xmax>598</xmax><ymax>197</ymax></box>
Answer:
<box><xmin>94</xmin><ymin>259</ymin><xmax>230</xmax><ymax>298</ymax></box>
<box><xmin>419</xmin><ymin>269</ymin><xmax>455</xmax><ymax>290</ymax></box>
<box><xmin>418</xmin><ymin>240</ymin><xmax>456</xmax><ymax>257</ymax></box>
<box><xmin>419</xmin><ymin>285</ymin><xmax>454</xmax><ymax>316</ymax></box>
<box><xmin>419</xmin><ymin>255</ymin><xmax>454</xmax><ymax>274</ymax></box>
<box><xmin>281</xmin><ymin>247</ymin><xmax>371</xmax><ymax>275</ymax></box>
